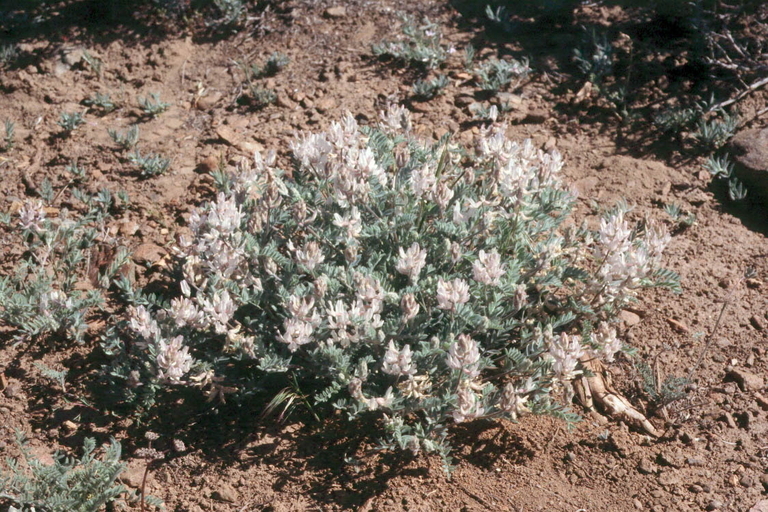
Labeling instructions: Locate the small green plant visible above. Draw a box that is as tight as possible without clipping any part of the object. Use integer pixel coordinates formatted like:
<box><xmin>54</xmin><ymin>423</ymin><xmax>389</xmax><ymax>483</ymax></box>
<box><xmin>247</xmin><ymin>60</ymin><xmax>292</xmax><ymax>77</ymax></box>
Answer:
<box><xmin>84</xmin><ymin>92</ymin><xmax>116</xmax><ymax>113</ymax></box>
<box><xmin>138</xmin><ymin>92</ymin><xmax>171</xmax><ymax>118</ymax></box>
<box><xmin>82</xmin><ymin>50</ymin><xmax>103</xmax><ymax>77</ymax></box>
<box><xmin>247</xmin><ymin>85</ymin><xmax>276</xmax><ymax>109</ymax></box>
<box><xmin>694</xmin><ymin>110</ymin><xmax>739</xmax><ymax>151</ymax></box>
<box><xmin>34</xmin><ymin>362</ymin><xmax>69</xmax><ymax>392</ymax></box>
<box><xmin>0</xmin><ymin>185</ymin><xmax>128</xmax><ymax>344</ymax></box>
<box><xmin>704</xmin><ymin>155</ymin><xmax>748</xmax><ymax>201</ymax></box>
<box><xmin>108</xmin><ymin>125</ymin><xmax>140</xmax><ymax>150</ymax></box>
<box><xmin>0</xmin><ymin>433</ymin><xmax>161</xmax><ymax>512</ymax></box>
<box><xmin>635</xmin><ymin>359</ymin><xmax>688</xmax><ymax>410</ymax></box>
<box><xmin>474</xmin><ymin>57</ymin><xmax>530</xmax><ymax>92</ymax></box>
<box><xmin>653</xmin><ymin>105</ymin><xmax>701</xmax><ymax>135</ymax></box>
<box><xmin>213</xmin><ymin>0</ymin><xmax>245</xmax><ymax>25</ymax></box>
<box><xmin>412</xmin><ymin>75</ymin><xmax>449</xmax><ymax>100</ymax></box>
<box><xmin>573</xmin><ymin>29</ymin><xmax>614</xmax><ymax>87</ymax></box>
<box><xmin>58</xmin><ymin>112</ymin><xmax>85</xmax><ymax>134</ymax></box>
<box><xmin>372</xmin><ymin>15</ymin><xmax>449</xmax><ymax>69</ymax></box>
<box><xmin>663</xmin><ymin>203</ymin><xmax>696</xmax><ymax>228</ymax></box>
<box><xmin>262</xmin><ymin>52</ymin><xmax>290</xmax><ymax>77</ymax></box>
<box><xmin>464</xmin><ymin>43</ymin><xmax>475</xmax><ymax>70</ymax></box>
<box><xmin>128</xmin><ymin>150</ymin><xmax>171</xmax><ymax>177</ymax></box>
<box><xmin>0</xmin><ymin>43</ymin><xmax>18</xmax><ymax>66</ymax></box>
<box><xmin>1</xmin><ymin>119</ymin><xmax>14</xmax><ymax>151</ymax></box>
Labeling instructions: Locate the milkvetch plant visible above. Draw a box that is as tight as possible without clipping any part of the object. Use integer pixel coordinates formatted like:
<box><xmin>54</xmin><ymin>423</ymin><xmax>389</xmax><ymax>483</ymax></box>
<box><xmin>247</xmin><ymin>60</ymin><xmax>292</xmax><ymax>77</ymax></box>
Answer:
<box><xmin>107</xmin><ymin>106</ymin><xmax>678</xmax><ymax>468</ymax></box>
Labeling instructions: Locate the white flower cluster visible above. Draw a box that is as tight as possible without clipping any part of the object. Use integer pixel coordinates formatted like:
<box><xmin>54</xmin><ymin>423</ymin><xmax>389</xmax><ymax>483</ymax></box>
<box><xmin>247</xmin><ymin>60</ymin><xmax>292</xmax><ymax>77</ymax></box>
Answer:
<box><xmin>592</xmin><ymin>208</ymin><xmax>671</xmax><ymax>304</ymax></box>
<box><xmin>111</xmin><ymin>107</ymin><xmax>678</xmax><ymax>460</ymax></box>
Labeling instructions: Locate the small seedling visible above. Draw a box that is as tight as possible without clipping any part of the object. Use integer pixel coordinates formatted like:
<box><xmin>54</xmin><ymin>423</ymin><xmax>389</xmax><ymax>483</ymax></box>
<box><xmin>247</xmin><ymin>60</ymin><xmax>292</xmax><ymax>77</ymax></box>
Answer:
<box><xmin>372</xmin><ymin>15</ymin><xmax>449</xmax><ymax>69</ymax></box>
<box><xmin>58</xmin><ymin>111</ymin><xmax>85</xmax><ymax>134</ymax></box>
<box><xmin>464</xmin><ymin>43</ymin><xmax>475</xmax><ymax>70</ymax></box>
<box><xmin>85</xmin><ymin>92</ymin><xmax>116</xmax><ymax>113</ymax></box>
<box><xmin>1</xmin><ymin>119</ymin><xmax>14</xmax><ymax>151</ymax></box>
<box><xmin>573</xmin><ymin>29</ymin><xmax>614</xmax><ymax>87</ymax></box>
<box><xmin>412</xmin><ymin>75</ymin><xmax>449</xmax><ymax>100</ymax></box>
<box><xmin>694</xmin><ymin>111</ymin><xmax>739</xmax><ymax>151</ymax></box>
<box><xmin>0</xmin><ymin>43</ymin><xmax>17</xmax><ymax>66</ymax></box>
<box><xmin>138</xmin><ymin>92</ymin><xmax>171</xmax><ymax>118</ymax></box>
<box><xmin>213</xmin><ymin>0</ymin><xmax>245</xmax><ymax>25</ymax></box>
<box><xmin>248</xmin><ymin>85</ymin><xmax>276</xmax><ymax>108</ymax></box>
<box><xmin>263</xmin><ymin>52</ymin><xmax>290</xmax><ymax>76</ymax></box>
<box><xmin>82</xmin><ymin>50</ymin><xmax>102</xmax><ymax>77</ymax></box>
<box><xmin>664</xmin><ymin>203</ymin><xmax>696</xmax><ymax>228</ymax></box>
<box><xmin>109</xmin><ymin>125</ymin><xmax>140</xmax><ymax>150</ymax></box>
<box><xmin>704</xmin><ymin>155</ymin><xmax>748</xmax><ymax>201</ymax></box>
<box><xmin>129</xmin><ymin>150</ymin><xmax>171</xmax><ymax>177</ymax></box>
<box><xmin>474</xmin><ymin>57</ymin><xmax>529</xmax><ymax>92</ymax></box>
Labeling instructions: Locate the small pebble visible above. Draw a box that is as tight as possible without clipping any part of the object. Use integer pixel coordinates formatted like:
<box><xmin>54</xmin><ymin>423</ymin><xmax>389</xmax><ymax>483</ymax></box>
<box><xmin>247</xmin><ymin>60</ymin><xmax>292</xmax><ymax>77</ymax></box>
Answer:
<box><xmin>706</xmin><ymin>500</ymin><xmax>723</xmax><ymax>511</ymax></box>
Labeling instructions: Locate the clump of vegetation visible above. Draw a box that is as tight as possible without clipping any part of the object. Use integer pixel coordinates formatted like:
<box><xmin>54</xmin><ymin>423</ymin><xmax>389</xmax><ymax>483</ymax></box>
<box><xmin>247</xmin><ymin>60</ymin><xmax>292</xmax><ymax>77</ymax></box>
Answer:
<box><xmin>105</xmin><ymin>106</ymin><xmax>678</xmax><ymax>470</ymax></box>
<box><xmin>108</xmin><ymin>125</ymin><xmax>140</xmax><ymax>150</ymax></box>
<box><xmin>247</xmin><ymin>85</ymin><xmax>277</xmax><ymax>109</ymax></box>
<box><xmin>129</xmin><ymin>150</ymin><xmax>171</xmax><ymax>178</ymax></box>
<box><xmin>372</xmin><ymin>15</ymin><xmax>450</xmax><ymax>69</ymax></box>
<box><xmin>1</xmin><ymin>120</ymin><xmax>14</xmax><ymax>151</ymax></box>
<box><xmin>85</xmin><ymin>92</ymin><xmax>117</xmax><ymax>114</ymax></box>
<box><xmin>0</xmin><ymin>433</ymin><xmax>162</xmax><ymax>512</ymax></box>
<box><xmin>0</xmin><ymin>181</ymin><xmax>129</xmax><ymax>344</ymax></box>
<box><xmin>704</xmin><ymin>155</ymin><xmax>748</xmax><ymax>201</ymax></box>
<box><xmin>412</xmin><ymin>75</ymin><xmax>449</xmax><ymax>100</ymax></box>
<box><xmin>0</xmin><ymin>43</ymin><xmax>18</xmax><ymax>67</ymax></box>
<box><xmin>474</xmin><ymin>57</ymin><xmax>530</xmax><ymax>93</ymax></box>
<box><xmin>138</xmin><ymin>92</ymin><xmax>171</xmax><ymax>118</ymax></box>
<box><xmin>58</xmin><ymin>112</ymin><xmax>85</xmax><ymax>134</ymax></box>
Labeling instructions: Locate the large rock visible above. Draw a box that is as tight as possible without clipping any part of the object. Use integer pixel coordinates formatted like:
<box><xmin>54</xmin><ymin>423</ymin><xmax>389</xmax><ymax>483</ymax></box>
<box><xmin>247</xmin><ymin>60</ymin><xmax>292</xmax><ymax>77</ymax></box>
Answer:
<box><xmin>729</xmin><ymin>128</ymin><xmax>768</xmax><ymax>200</ymax></box>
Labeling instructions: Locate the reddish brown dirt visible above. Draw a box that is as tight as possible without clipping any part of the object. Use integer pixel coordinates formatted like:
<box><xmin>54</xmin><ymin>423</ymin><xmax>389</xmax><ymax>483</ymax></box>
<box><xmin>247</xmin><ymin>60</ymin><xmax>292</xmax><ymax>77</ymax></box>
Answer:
<box><xmin>1</xmin><ymin>1</ymin><xmax>768</xmax><ymax>511</ymax></box>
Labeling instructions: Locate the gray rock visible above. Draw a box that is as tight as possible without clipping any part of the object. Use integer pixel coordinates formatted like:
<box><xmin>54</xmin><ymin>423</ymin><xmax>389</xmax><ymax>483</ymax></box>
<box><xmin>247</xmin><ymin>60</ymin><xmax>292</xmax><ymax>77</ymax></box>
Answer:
<box><xmin>729</xmin><ymin>128</ymin><xmax>768</xmax><ymax>200</ymax></box>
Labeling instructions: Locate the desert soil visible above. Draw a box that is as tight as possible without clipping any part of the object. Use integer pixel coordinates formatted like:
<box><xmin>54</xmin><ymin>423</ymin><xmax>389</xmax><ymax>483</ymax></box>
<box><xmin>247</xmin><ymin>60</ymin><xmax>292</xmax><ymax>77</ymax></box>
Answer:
<box><xmin>1</xmin><ymin>1</ymin><xmax>768</xmax><ymax>511</ymax></box>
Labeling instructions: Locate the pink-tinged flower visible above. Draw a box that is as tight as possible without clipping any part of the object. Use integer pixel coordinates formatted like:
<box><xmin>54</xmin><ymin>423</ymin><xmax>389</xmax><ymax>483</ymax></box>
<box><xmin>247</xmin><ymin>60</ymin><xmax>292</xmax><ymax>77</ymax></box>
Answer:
<box><xmin>395</xmin><ymin>242</ymin><xmax>427</xmax><ymax>282</ymax></box>
<box><xmin>499</xmin><ymin>381</ymin><xmax>532</xmax><ymax>420</ymax></box>
<box><xmin>548</xmin><ymin>332</ymin><xmax>584</xmax><ymax>381</ymax></box>
<box><xmin>452</xmin><ymin>384</ymin><xmax>485</xmax><ymax>423</ymax></box>
<box><xmin>472</xmin><ymin>249</ymin><xmax>505</xmax><ymax>286</ymax></box>
<box><xmin>169</xmin><ymin>297</ymin><xmax>206</xmax><ymax>329</ymax></box>
<box><xmin>295</xmin><ymin>240</ymin><xmax>325</xmax><ymax>272</ymax></box>
<box><xmin>446</xmin><ymin>334</ymin><xmax>481</xmax><ymax>379</ymax></box>
<box><xmin>276</xmin><ymin>318</ymin><xmax>314</xmax><ymax>352</ymax></box>
<box><xmin>382</xmin><ymin>341</ymin><xmax>416</xmax><ymax>377</ymax></box>
<box><xmin>436</xmin><ymin>278</ymin><xmax>470</xmax><ymax>312</ymax></box>
<box><xmin>156</xmin><ymin>335</ymin><xmax>194</xmax><ymax>384</ymax></box>
<box><xmin>18</xmin><ymin>199</ymin><xmax>46</xmax><ymax>232</ymax></box>
<box><xmin>400</xmin><ymin>293</ymin><xmax>420</xmax><ymax>322</ymax></box>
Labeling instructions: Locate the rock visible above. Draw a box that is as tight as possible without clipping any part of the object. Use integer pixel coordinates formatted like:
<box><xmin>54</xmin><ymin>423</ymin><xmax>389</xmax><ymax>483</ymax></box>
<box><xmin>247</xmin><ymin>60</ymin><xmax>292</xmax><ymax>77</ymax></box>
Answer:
<box><xmin>120</xmin><ymin>461</ymin><xmax>146</xmax><ymax>489</ymax></box>
<box><xmin>706</xmin><ymin>500</ymin><xmax>723</xmax><ymax>511</ymax></box>
<box><xmin>211</xmin><ymin>483</ymin><xmax>238</xmax><ymax>503</ymax></box>
<box><xmin>686</xmin><ymin>457</ymin><xmax>705</xmax><ymax>466</ymax></box>
<box><xmin>196</xmin><ymin>91</ymin><xmax>222</xmax><ymax>110</ymax></box>
<box><xmin>727</xmin><ymin>368</ymin><xmax>765</xmax><ymax>392</ymax></box>
<box><xmin>132</xmin><ymin>243</ymin><xmax>167</xmax><ymax>267</ymax></box>
<box><xmin>741</xmin><ymin>474</ymin><xmax>755</xmax><ymax>487</ymax></box>
<box><xmin>759</xmin><ymin>474</ymin><xmax>768</xmax><ymax>492</ymax></box>
<box><xmin>749</xmin><ymin>500</ymin><xmax>768</xmax><ymax>512</ymax></box>
<box><xmin>666</xmin><ymin>317</ymin><xmax>689</xmax><ymax>334</ymax></box>
<box><xmin>620</xmin><ymin>310</ymin><xmax>641</xmax><ymax>327</ymax></box>
<box><xmin>750</xmin><ymin>315</ymin><xmax>765</xmax><ymax>331</ymax></box>
<box><xmin>197</xmin><ymin>154</ymin><xmax>220</xmax><ymax>174</ymax></box>
<box><xmin>729</xmin><ymin>128</ymin><xmax>768</xmax><ymax>200</ymax></box>
<box><xmin>454</xmin><ymin>94</ymin><xmax>475</xmax><ymax>107</ymax></box>
<box><xmin>62</xmin><ymin>420</ymin><xmax>78</xmax><ymax>433</ymax></box>
<box><xmin>215</xmin><ymin>125</ymin><xmax>240</xmax><ymax>146</ymax></box>
<box><xmin>522</xmin><ymin>109</ymin><xmax>548</xmax><ymax>124</ymax></box>
<box><xmin>315</xmin><ymin>96</ymin><xmax>337</xmax><ymax>113</ymax></box>
<box><xmin>637</xmin><ymin>458</ymin><xmax>656</xmax><ymax>474</ymax></box>
<box><xmin>324</xmin><ymin>6</ymin><xmax>347</xmax><ymax>18</ymax></box>
<box><xmin>276</xmin><ymin>93</ymin><xmax>297</xmax><ymax>110</ymax></box>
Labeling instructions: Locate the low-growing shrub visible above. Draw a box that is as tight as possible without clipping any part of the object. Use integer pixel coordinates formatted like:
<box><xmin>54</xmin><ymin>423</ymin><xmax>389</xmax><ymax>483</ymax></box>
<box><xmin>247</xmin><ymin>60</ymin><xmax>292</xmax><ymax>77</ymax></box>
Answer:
<box><xmin>372</xmin><ymin>15</ymin><xmax>450</xmax><ymax>69</ymax></box>
<box><xmin>474</xmin><ymin>57</ymin><xmax>530</xmax><ymax>92</ymax></box>
<box><xmin>106</xmin><ymin>107</ymin><xmax>678</xmax><ymax>467</ymax></box>
<box><xmin>0</xmin><ymin>433</ymin><xmax>161</xmax><ymax>512</ymax></box>
<box><xmin>0</xmin><ymin>186</ymin><xmax>129</xmax><ymax>344</ymax></box>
